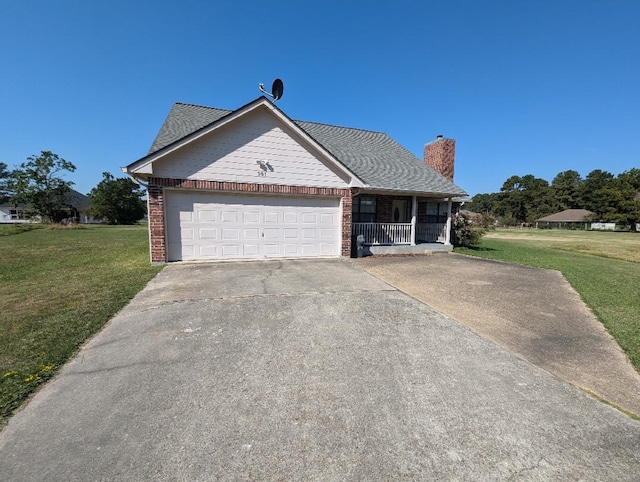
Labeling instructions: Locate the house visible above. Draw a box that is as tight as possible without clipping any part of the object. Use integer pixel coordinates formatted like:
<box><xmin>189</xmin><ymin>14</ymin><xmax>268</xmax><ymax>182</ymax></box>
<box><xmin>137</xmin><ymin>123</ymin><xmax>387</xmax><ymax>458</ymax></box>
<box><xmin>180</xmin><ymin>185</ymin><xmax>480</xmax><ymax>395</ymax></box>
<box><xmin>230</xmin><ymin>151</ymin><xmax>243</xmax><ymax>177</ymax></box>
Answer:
<box><xmin>123</xmin><ymin>97</ymin><xmax>468</xmax><ymax>263</ymax></box>
<box><xmin>0</xmin><ymin>189</ymin><xmax>92</xmax><ymax>223</ymax></box>
<box><xmin>535</xmin><ymin>209</ymin><xmax>594</xmax><ymax>230</ymax></box>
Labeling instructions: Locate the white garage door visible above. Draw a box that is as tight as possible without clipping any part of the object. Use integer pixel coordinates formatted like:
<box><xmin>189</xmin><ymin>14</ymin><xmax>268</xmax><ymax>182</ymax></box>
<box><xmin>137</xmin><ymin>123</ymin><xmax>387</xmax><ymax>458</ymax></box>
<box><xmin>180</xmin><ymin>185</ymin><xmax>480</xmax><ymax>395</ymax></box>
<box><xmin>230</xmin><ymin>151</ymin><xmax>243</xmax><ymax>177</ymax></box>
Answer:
<box><xmin>165</xmin><ymin>191</ymin><xmax>342</xmax><ymax>261</ymax></box>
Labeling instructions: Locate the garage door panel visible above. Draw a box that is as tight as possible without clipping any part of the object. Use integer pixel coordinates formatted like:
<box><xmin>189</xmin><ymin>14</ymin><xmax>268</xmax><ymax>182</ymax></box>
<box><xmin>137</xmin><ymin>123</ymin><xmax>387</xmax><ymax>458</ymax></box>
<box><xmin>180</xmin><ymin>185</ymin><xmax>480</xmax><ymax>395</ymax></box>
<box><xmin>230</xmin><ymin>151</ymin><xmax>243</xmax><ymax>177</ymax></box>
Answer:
<box><xmin>302</xmin><ymin>228</ymin><xmax>316</xmax><ymax>239</ymax></box>
<box><xmin>200</xmin><ymin>245</ymin><xmax>218</xmax><ymax>257</ymax></box>
<box><xmin>283</xmin><ymin>212</ymin><xmax>298</xmax><ymax>223</ymax></box>
<box><xmin>166</xmin><ymin>191</ymin><xmax>340</xmax><ymax>261</ymax></box>
<box><xmin>320</xmin><ymin>213</ymin><xmax>335</xmax><ymax>225</ymax></box>
<box><xmin>221</xmin><ymin>228</ymin><xmax>239</xmax><ymax>241</ymax></box>
<box><xmin>243</xmin><ymin>211</ymin><xmax>260</xmax><ymax>223</ymax></box>
<box><xmin>221</xmin><ymin>211</ymin><xmax>239</xmax><ymax>223</ymax></box>
<box><xmin>243</xmin><ymin>244</ymin><xmax>260</xmax><ymax>256</ymax></box>
<box><xmin>319</xmin><ymin>228</ymin><xmax>334</xmax><ymax>239</ymax></box>
<box><xmin>221</xmin><ymin>245</ymin><xmax>239</xmax><ymax>257</ymax></box>
<box><xmin>180</xmin><ymin>211</ymin><xmax>194</xmax><ymax>222</ymax></box>
<box><xmin>243</xmin><ymin>228</ymin><xmax>260</xmax><ymax>240</ymax></box>
<box><xmin>302</xmin><ymin>244</ymin><xmax>318</xmax><ymax>255</ymax></box>
<box><xmin>320</xmin><ymin>244</ymin><xmax>335</xmax><ymax>254</ymax></box>
<box><xmin>198</xmin><ymin>210</ymin><xmax>217</xmax><ymax>222</ymax></box>
<box><xmin>180</xmin><ymin>244</ymin><xmax>195</xmax><ymax>257</ymax></box>
<box><xmin>199</xmin><ymin>229</ymin><xmax>217</xmax><ymax>240</ymax></box>
<box><xmin>302</xmin><ymin>213</ymin><xmax>317</xmax><ymax>223</ymax></box>
<box><xmin>284</xmin><ymin>228</ymin><xmax>298</xmax><ymax>239</ymax></box>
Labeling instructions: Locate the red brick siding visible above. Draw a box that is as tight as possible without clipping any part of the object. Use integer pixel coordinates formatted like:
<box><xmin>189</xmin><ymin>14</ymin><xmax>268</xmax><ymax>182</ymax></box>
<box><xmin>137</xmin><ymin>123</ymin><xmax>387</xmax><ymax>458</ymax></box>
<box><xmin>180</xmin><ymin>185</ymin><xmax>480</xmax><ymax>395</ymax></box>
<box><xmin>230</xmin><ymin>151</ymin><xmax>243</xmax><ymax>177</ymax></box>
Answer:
<box><xmin>424</xmin><ymin>137</ymin><xmax>455</xmax><ymax>182</ymax></box>
<box><xmin>147</xmin><ymin>184</ymin><xmax>166</xmax><ymax>263</ymax></box>
<box><xmin>146</xmin><ymin>177</ymin><xmax>352</xmax><ymax>262</ymax></box>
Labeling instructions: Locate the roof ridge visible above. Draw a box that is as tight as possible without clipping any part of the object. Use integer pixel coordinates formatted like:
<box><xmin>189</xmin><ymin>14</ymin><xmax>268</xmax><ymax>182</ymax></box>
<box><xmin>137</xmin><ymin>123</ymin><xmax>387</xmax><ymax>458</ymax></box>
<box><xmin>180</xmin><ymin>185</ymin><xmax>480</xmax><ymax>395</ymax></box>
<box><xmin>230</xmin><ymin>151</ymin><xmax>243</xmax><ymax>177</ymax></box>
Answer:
<box><xmin>295</xmin><ymin>118</ymin><xmax>385</xmax><ymax>135</ymax></box>
<box><xmin>174</xmin><ymin>101</ymin><xmax>232</xmax><ymax>112</ymax></box>
<box><xmin>172</xmin><ymin>102</ymin><xmax>385</xmax><ymax>135</ymax></box>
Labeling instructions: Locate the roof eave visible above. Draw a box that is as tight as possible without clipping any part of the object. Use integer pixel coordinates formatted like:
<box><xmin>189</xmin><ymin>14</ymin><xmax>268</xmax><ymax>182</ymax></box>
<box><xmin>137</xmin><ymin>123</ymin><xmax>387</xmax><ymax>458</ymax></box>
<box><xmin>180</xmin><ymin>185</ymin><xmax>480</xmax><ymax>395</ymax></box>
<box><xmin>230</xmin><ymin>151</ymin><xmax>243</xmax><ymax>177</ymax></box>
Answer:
<box><xmin>356</xmin><ymin>187</ymin><xmax>468</xmax><ymax>198</ymax></box>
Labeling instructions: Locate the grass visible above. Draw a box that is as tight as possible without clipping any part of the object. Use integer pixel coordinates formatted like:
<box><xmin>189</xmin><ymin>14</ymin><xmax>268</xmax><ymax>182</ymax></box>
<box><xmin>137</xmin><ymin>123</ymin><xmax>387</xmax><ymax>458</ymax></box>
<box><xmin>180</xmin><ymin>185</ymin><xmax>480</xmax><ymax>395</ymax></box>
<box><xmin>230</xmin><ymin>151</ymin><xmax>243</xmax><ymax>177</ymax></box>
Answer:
<box><xmin>0</xmin><ymin>223</ymin><xmax>162</xmax><ymax>424</ymax></box>
<box><xmin>456</xmin><ymin>229</ymin><xmax>640</xmax><ymax>372</ymax></box>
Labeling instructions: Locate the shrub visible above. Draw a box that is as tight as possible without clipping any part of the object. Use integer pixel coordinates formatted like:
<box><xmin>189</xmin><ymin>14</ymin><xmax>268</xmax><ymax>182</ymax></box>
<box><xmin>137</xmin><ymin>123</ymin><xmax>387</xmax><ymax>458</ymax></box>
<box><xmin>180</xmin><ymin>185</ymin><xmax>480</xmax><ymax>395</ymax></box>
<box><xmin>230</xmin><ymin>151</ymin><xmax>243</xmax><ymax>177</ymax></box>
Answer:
<box><xmin>453</xmin><ymin>212</ymin><xmax>487</xmax><ymax>247</ymax></box>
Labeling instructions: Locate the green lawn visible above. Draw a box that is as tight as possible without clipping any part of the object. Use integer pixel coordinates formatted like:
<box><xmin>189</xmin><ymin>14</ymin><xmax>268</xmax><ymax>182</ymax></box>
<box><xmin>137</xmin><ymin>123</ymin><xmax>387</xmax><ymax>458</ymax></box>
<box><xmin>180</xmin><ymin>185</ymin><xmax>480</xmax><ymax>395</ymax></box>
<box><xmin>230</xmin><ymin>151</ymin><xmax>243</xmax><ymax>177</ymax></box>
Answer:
<box><xmin>456</xmin><ymin>229</ymin><xmax>640</xmax><ymax>372</ymax></box>
<box><xmin>0</xmin><ymin>224</ymin><xmax>162</xmax><ymax>424</ymax></box>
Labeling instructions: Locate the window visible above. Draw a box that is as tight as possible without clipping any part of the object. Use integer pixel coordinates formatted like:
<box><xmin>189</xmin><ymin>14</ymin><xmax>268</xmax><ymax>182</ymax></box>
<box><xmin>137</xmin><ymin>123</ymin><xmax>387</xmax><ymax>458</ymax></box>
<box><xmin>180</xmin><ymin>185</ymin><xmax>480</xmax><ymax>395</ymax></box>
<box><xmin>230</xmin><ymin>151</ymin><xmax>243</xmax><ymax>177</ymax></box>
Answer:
<box><xmin>353</xmin><ymin>196</ymin><xmax>376</xmax><ymax>223</ymax></box>
<box><xmin>10</xmin><ymin>209</ymin><xmax>27</xmax><ymax>220</ymax></box>
<box><xmin>425</xmin><ymin>202</ymin><xmax>448</xmax><ymax>224</ymax></box>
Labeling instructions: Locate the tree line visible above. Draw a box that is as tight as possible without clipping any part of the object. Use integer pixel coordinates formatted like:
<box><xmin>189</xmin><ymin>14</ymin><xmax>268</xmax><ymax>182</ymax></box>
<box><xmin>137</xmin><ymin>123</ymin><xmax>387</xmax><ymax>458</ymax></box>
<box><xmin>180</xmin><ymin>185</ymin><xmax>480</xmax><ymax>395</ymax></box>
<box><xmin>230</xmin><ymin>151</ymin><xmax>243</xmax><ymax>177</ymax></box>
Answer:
<box><xmin>0</xmin><ymin>151</ymin><xmax>146</xmax><ymax>224</ymax></box>
<box><xmin>466</xmin><ymin>168</ymin><xmax>640</xmax><ymax>228</ymax></box>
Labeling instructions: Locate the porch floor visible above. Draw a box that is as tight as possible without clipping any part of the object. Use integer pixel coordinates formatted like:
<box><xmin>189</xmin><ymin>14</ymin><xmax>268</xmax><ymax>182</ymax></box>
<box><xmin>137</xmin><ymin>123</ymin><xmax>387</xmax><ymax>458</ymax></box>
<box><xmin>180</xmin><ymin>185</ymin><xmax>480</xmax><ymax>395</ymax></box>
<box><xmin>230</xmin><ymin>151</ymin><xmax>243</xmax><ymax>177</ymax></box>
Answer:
<box><xmin>363</xmin><ymin>243</ymin><xmax>453</xmax><ymax>257</ymax></box>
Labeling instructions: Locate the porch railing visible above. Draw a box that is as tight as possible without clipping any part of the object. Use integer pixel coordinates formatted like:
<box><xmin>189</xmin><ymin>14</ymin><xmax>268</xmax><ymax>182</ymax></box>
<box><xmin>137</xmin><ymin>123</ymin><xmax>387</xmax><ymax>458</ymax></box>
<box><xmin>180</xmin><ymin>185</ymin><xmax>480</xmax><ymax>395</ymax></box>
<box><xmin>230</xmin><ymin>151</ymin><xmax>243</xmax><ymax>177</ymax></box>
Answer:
<box><xmin>352</xmin><ymin>223</ymin><xmax>412</xmax><ymax>245</ymax></box>
<box><xmin>352</xmin><ymin>222</ymin><xmax>448</xmax><ymax>245</ymax></box>
<box><xmin>416</xmin><ymin>223</ymin><xmax>447</xmax><ymax>243</ymax></box>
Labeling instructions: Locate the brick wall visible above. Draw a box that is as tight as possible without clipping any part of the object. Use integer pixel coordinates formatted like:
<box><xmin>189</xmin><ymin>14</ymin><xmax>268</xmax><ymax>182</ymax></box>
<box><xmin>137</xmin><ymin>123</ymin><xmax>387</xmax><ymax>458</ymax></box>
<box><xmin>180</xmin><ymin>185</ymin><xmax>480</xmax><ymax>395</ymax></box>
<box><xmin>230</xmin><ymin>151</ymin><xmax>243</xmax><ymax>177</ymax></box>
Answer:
<box><xmin>147</xmin><ymin>184</ymin><xmax>165</xmax><ymax>263</ymax></box>
<box><xmin>146</xmin><ymin>177</ymin><xmax>352</xmax><ymax>262</ymax></box>
<box><xmin>424</xmin><ymin>136</ymin><xmax>455</xmax><ymax>182</ymax></box>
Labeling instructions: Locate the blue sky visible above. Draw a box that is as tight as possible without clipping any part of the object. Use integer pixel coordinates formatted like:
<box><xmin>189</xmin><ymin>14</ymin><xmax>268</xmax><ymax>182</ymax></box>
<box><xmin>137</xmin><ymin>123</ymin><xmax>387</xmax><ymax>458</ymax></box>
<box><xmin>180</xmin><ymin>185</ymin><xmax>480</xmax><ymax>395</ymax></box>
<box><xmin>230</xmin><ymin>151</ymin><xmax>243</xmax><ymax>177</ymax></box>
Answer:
<box><xmin>1</xmin><ymin>0</ymin><xmax>639</xmax><ymax>196</ymax></box>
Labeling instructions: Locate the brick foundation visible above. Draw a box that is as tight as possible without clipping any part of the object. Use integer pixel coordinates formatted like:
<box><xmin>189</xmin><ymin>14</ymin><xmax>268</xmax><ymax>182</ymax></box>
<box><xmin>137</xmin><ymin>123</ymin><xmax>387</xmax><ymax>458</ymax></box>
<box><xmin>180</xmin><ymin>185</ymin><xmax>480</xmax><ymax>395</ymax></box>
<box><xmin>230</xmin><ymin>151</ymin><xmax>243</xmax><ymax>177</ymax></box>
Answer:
<box><xmin>146</xmin><ymin>177</ymin><xmax>352</xmax><ymax>263</ymax></box>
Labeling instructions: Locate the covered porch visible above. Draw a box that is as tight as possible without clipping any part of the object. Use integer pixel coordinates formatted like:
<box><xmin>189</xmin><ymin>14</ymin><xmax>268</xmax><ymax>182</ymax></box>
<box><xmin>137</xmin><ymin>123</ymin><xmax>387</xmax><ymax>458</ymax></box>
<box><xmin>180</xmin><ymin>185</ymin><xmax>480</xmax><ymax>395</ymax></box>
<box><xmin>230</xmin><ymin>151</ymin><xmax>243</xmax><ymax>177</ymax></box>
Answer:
<box><xmin>351</xmin><ymin>192</ymin><xmax>455</xmax><ymax>249</ymax></box>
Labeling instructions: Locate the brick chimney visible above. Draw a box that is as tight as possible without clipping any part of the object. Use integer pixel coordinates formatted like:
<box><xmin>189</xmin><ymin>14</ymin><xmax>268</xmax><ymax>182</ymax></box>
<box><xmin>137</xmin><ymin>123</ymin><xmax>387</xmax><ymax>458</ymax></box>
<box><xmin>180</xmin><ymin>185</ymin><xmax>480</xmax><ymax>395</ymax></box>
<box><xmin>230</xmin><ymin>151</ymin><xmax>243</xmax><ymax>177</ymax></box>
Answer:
<box><xmin>424</xmin><ymin>134</ymin><xmax>455</xmax><ymax>182</ymax></box>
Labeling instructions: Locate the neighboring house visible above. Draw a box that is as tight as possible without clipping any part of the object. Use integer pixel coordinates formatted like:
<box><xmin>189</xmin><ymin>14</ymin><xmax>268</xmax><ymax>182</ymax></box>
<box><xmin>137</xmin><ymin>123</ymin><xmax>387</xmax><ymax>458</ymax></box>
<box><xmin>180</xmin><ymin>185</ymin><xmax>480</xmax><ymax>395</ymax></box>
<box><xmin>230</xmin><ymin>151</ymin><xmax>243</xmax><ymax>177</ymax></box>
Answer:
<box><xmin>0</xmin><ymin>189</ymin><xmax>93</xmax><ymax>224</ymax></box>
<box><xmin>535</xmin><ymin>209</ymin><xmax>594</xmax><ymax>229</ymax></box>
<box><xmin>0</xmin><ymin>204</ymin><xmax>30</xmax><ymax>223</ymax></box>
<box><xmin>124</xmin><ymin>97</ymin><xmax>468</xmax><ymax>263</ymax></box>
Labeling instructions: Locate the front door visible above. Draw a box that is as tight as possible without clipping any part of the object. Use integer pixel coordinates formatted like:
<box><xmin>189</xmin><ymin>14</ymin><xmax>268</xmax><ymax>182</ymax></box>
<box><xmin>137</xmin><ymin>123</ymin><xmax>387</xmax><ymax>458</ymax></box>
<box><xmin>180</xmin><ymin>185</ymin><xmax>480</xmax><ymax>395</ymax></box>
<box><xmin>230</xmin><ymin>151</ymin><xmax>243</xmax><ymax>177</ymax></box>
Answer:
<box><xmin>392</xmin><ymin>200</ymin><xmax>408</xmax><ymax>223</ymax></box>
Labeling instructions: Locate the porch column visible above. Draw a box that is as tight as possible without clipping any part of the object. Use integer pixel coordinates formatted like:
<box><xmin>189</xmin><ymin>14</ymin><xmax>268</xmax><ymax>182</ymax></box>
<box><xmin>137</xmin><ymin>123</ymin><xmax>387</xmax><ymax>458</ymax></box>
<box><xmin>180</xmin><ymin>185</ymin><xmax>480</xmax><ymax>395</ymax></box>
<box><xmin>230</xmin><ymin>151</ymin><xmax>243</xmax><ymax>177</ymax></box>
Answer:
<box><xmin>444</xmin><ymin>197</ymin><xmax>452</xmax><ymax>245</ymax></box>
<box><xmin>410</xmin><ymin>195</ymin><xmax>417</xmax><ymax>246</ymax></box>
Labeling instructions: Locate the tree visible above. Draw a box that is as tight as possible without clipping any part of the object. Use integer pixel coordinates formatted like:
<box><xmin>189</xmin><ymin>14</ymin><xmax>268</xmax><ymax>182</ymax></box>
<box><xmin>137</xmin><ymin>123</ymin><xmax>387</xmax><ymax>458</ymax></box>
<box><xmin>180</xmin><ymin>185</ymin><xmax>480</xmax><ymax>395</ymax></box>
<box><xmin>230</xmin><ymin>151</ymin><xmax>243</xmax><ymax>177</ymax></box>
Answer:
<box><xmin>11</xmin><ymin>151</ymin><xmax>76</xmax><ymax>223</ymax></box>
<box><xmin>0</xmin><ymin>162</ymin><xmax>13</xmax><ymax>204</ymax></box>
<box><xmin>618</xmin><ymin>168</ymin><xmax>640</xmax><ymax>191</ymax></box>
<box><xmin>88</xmin><ymin>172</ymin><xmax>146</xmax><ymax>224</ymax></box>
<box><xmin>579</xmin><ymin>169</ymin><xmax>615</xmax><ymax>214</ymax></box>
<box><xmin>467</xmin><ymin>192</ymin><xmax>500</xmax><ymax>213</ymax></box>
<box><xmin>612</xmin><ymin>170</ymin><xmax>640</xmax><ymax>230</ymax></box>
<box><xmin>497</xmin><ymin>174</ymin><xmax>552</xmax><ymax>223</ymax></box>
<box><xmin>551</xmin><ymin>170</ymin><xmax>583</xmax><ymax>210</ymax></box>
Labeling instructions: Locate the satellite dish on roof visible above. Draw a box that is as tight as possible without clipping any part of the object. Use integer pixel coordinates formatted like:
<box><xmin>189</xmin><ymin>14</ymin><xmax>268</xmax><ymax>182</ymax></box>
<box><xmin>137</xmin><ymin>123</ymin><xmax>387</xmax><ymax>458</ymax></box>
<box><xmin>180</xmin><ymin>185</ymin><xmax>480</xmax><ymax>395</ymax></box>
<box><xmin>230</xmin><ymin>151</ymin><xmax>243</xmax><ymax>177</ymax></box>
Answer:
<box><xmin>258</xmin><ymin>78</ymin><xmax>284</xmax><ymax>102</ymax></box>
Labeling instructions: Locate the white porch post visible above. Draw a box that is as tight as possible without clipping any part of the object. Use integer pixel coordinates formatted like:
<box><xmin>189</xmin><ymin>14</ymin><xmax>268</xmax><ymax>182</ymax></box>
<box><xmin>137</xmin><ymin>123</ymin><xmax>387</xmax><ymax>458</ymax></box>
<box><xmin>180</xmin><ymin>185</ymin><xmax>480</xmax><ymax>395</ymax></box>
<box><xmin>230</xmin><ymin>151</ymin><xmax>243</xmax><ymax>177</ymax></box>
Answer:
<box><xmin>444</xmin><ymin>197</ymin><xmax>453</xmax><ymax>245</ymax></box>
<box><xmin>410</xmin><ymin>195</ymin><xmax>417</xmax><ymax>246</ymax></box>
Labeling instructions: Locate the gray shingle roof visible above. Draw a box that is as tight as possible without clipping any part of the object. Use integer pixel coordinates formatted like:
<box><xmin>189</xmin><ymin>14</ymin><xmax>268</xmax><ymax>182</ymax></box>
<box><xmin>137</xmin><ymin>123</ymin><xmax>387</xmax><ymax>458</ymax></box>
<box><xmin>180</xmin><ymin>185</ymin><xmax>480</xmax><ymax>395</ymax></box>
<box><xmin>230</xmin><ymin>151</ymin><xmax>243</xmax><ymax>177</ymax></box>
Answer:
<box><xmin>149</xmin><ymin>103</ymin><xmax>232</xmax><ymax>154</ymax></box>
<box><xmin>536</xmin><ymin>209</ymin><xmax>594</xmax><ymax>223</ymax></box>
<box><xmin>147</xmin><ymin>100</ymin><xmax>467</xmax><ymax>197</ymax></box>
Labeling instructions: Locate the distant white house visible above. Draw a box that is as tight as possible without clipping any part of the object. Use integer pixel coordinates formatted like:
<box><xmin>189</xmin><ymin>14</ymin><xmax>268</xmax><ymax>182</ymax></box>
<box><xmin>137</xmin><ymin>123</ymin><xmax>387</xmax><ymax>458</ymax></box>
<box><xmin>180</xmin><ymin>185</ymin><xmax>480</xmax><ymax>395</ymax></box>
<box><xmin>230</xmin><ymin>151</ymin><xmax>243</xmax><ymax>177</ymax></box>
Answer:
<box><xmin>0</xmin><ymin>205</ymin><xmax>30</xmax><ymax>223</ymax></box>
<box><xmin>0</xmin><ymin>189</ymin><xmax>95</xmax><ymax>223</ymax></box>
<box><xmin>591</xmin><ymin>222</ymin><xmax>616</xmax><ymax>231</ymax></box>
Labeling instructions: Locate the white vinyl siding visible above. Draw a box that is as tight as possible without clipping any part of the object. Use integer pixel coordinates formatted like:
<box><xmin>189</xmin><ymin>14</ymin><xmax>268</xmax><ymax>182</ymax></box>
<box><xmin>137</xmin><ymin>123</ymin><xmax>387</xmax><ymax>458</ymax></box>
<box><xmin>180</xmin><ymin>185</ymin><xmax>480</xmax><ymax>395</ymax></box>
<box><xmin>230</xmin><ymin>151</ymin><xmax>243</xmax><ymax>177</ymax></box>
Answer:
<box><xmin>165</xmin><ymin>191</ymin><xmax>341</xmax><ymax>261</ymax></box>
<box><xmin>153</xmin><ymin>109</ymin><xmax>350</xmax><ymax>188</ymax></box>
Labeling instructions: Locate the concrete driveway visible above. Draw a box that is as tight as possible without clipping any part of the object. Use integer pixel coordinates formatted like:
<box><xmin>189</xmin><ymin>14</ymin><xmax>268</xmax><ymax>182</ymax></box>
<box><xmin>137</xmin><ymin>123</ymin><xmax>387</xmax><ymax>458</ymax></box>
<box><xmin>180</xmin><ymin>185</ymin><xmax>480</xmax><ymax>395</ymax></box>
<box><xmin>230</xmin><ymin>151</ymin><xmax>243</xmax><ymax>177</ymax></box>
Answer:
<box><xmin>1</xmin><ymin>259</ymin><xmax>639</xmax><ymax>481</ymax></box>
<box><xmin>356</xmin><ymin>254</ymin><xmax>640</xmax><ymax>418</ymax></box>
